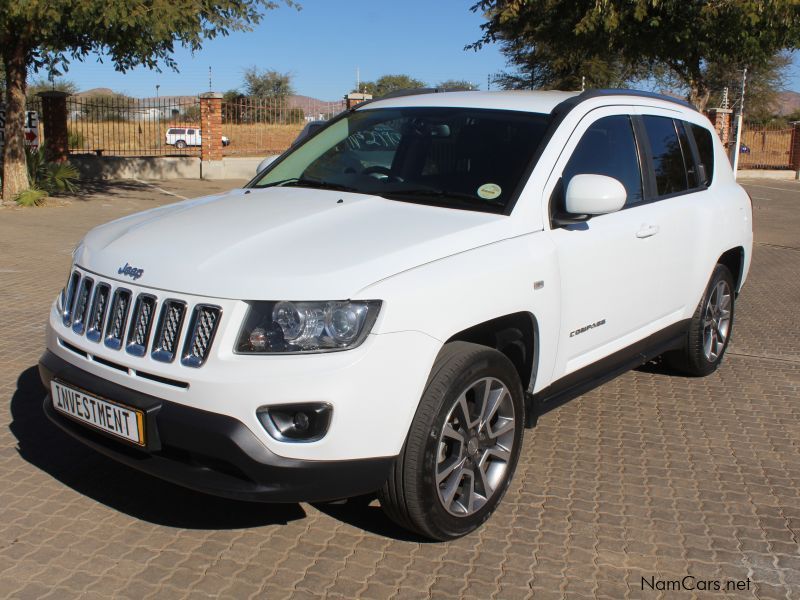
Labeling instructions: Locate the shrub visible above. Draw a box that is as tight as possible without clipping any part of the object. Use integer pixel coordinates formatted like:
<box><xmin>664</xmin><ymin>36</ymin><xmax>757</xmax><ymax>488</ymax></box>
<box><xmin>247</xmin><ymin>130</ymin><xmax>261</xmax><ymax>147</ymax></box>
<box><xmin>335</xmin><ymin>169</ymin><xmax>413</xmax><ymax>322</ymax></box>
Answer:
<box><xmin>14</xmin><ymin>147</ymin><xmax>80</xmax><ymax>206</ymax></box>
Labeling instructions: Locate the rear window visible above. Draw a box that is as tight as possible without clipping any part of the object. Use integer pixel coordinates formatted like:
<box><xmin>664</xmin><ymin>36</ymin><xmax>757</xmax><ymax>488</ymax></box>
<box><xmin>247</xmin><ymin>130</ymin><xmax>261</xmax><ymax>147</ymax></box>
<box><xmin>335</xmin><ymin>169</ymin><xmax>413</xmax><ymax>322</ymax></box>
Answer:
<box><xmin>641</xmin><ymin>116</ymin><xmax>689</xmax><ymax>196</ymax></box>
<box><xmin>688</xmin><ymin>123</ymin><xmax>714</xmax><ymax>186</ymax></box>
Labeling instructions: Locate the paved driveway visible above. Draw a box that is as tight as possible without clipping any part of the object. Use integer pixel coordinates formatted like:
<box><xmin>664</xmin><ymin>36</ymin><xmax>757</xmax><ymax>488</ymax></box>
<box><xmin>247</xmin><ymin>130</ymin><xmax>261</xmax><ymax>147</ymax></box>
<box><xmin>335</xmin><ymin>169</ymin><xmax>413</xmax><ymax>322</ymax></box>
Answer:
<box><xmin>1</xmin><ymin>178</ymin><xmax>798</xmax><ymax>599</ymax></box>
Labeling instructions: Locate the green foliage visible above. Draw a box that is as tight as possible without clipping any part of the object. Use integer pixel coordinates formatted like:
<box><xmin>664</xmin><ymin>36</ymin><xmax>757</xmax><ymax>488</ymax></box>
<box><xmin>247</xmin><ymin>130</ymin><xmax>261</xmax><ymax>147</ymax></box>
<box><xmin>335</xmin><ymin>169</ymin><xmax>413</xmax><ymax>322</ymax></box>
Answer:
<box><xmin>243</xmin><ymin>68</ymin><xmax>294</xmax><ymax>99</ymax></box>
<box><xmin>437</xmin><ymin>79</ymin><xmax>479</xmax><ymax>91</ymax></box>
<box><xmin>181</xmin><ymin>104</ymin><xmax>201</xmax><ymax>122</ymax></box>
<box><xmin>14</xmin><ymin>187</ymin><xmax>48</xmax><ymax>207</ymax></box>
<box><xmin>67</xmin><ymin>129</ymin><xmax>85</xmax><ymax>149</ymax></box>
<box><xmin>22</xmin><ymin>146</ymin><xmax>79</xmax><ymax>201</ymax></box>
<box><xmin>470</xmin><ymin>0</ymin><xmax>800</xmax><ymax>109</ymax></box>
<box><xmin>356</xmin><ymin>75</ymin><xmax>427</xmax><ymax>97</ymax></box>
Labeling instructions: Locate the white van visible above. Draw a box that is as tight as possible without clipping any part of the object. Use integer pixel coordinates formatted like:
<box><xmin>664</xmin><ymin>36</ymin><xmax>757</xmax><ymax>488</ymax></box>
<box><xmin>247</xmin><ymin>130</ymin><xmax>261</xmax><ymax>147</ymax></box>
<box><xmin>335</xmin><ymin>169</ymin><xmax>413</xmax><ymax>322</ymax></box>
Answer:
<box><xmin>165</xmin><ymin>127</ymin><xmax>230</xmax><ymax>148</ymax></box>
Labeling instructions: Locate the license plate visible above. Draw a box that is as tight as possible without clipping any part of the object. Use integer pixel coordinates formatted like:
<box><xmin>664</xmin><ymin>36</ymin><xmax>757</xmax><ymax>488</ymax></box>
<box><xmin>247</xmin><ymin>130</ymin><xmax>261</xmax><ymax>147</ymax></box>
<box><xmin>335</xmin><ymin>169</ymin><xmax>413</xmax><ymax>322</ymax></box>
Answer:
<box><xmin>51</xmin><ymin>380</ymin><xmax>145</xmax><ymax>446</ymax></box>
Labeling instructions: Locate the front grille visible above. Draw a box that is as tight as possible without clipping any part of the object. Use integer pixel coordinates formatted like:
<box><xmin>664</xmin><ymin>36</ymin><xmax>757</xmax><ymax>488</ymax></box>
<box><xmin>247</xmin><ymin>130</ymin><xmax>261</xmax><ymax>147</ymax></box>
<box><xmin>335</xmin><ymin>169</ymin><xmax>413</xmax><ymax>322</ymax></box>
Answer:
<box><xmin>71</xmin><ymin>277</ymin><xmax>94</xmax><ymax>335</ymax></box>
<box><xmin>126</xmin><ymin>295</ymin><xmax>156</xmax><ymax>357</ymax></box>
<box><xmin>104</xmin><ymin>289</ymin><xmax>132</xmax><ymax>350</ymax></box>
<box><xmin>86</xmin><ymin>283</ymin><xmax>111</xmax><ymax>342</ymax></box>
<box><xmin>152</xmin><ymin>300</ymin><xmax>187</xmax><ymax>363</ymax></box>
<box><xmin>181</xmin><ymin>305</ymin><xmax>222</xmax><ymax>367</ymax></box>
<box><xmin>60</xmin><ymin>269</ymin><xmax>222</xmax><ymax>369</ymax></box>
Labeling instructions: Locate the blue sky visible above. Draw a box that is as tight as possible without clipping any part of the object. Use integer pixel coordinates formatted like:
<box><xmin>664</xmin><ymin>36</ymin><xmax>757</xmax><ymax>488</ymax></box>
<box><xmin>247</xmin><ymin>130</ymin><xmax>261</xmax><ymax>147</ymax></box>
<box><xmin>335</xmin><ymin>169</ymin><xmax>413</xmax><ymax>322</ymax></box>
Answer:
<box><xmin>59</xmin><ymin>1</ymin><xmax>507</xmax><ymax>100</ymax></box>
<box><xmin>55</xmin><ymin>0</ymin><xmax>800</xmax><ymax>100</ymax></box>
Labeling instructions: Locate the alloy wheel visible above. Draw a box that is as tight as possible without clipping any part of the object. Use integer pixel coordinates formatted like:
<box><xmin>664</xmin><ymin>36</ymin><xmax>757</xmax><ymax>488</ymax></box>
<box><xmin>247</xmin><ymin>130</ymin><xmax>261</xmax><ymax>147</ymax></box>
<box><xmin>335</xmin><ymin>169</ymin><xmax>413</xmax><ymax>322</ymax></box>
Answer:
<box><xmin>435</xmin><ymin>377</ymin><xmax>516</xmax><ymax>516</ymax></box>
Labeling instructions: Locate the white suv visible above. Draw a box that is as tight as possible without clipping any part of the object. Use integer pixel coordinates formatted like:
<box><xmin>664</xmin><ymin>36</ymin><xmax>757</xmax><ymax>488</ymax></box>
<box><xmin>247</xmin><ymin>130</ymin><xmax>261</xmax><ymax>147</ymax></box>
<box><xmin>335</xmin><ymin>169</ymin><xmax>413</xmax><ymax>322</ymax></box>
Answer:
<box><xmin>40</xmin><ymin>90</ymin><xmax>752</xmax><ymax>540</ymax></box>
<box><xmin>165</xmin><ymin>127</ymin><xmax>230</xmax><ymax>148</ymax></box>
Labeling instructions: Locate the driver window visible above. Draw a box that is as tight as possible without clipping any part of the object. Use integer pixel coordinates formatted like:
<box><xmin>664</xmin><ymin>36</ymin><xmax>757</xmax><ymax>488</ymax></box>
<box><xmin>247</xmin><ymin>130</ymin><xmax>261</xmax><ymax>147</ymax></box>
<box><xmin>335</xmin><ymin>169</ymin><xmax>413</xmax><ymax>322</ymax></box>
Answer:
<box><xmin>563</xmin><ymin>115</ymin><xmax>644</xmax><ymax>207</ymax></box>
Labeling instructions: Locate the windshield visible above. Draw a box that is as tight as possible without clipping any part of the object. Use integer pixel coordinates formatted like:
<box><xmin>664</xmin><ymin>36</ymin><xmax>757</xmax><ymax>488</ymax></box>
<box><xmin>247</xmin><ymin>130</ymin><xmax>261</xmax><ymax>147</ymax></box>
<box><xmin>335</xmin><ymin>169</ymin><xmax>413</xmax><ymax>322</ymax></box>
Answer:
<box><xmin>249</xmin><ymin>107</ymin><xmax>552</xmax><ymax>213</ymax></box>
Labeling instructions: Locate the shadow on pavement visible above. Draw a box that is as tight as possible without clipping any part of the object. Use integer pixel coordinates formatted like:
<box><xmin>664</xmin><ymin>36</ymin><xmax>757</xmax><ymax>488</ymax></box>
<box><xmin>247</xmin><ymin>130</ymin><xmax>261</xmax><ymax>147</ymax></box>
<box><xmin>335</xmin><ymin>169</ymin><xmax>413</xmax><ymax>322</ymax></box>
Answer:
<box><xmin>313</xmin><ymin>497</ymin><xmax>430</xmax><ymax>544</ymax></box>
<box><xmin>9</xmin><ymin>365</ymin><xmax>306</xmax><ymax>530</ymax></box>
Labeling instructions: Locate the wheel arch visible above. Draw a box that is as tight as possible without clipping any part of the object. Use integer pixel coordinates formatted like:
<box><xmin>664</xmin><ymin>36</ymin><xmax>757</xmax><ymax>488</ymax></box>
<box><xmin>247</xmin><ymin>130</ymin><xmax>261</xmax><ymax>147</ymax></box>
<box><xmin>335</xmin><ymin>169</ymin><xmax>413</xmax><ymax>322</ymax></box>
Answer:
<box><xmin>443</xmin><ymin>311</ymin><xmax>539</xmax><ymax>425</ymax></box>
<box><xmin>717</xmin><ymin>247</ymin><xmax>744</xmax><ymax>292</ymax></box>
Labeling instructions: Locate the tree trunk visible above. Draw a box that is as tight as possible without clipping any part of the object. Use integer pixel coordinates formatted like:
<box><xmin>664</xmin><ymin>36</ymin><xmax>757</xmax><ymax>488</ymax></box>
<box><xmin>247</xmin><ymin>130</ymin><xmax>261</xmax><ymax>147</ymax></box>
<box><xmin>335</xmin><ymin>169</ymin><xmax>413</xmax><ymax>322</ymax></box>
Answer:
<box><xmin>688</xmin><ymin>77</ymin><xmax>711</xmax><ymax>112</ymax></box>
<box><xmin>2</xmin><ymin>40</ymin><xmax>30</xmax><ymax>201</ymax></box>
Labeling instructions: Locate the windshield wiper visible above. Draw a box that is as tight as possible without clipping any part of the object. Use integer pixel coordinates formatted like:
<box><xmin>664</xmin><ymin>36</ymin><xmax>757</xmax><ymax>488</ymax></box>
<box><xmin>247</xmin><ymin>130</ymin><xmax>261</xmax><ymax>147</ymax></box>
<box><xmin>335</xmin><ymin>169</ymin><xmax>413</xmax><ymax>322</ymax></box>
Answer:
<box><xmin>257</xmin><ymin>177</ymin><xmax>360</xmax><ymax>193</ymax></box>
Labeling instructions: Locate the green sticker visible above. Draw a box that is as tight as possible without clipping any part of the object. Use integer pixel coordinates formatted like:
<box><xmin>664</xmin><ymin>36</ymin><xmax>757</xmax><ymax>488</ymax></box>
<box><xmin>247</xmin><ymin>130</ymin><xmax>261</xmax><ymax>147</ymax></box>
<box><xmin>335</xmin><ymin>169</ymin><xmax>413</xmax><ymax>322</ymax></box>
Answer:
<box><xmin>477</xmin><ymin>183</ymin><xmax>502</xmax><ymax>200</ymax></box>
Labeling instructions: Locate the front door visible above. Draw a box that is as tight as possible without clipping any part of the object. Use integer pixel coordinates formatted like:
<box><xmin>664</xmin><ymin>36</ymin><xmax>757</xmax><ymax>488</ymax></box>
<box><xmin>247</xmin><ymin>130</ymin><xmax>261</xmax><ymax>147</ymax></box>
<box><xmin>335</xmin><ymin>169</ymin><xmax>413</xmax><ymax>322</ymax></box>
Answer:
<box><xmin>545</xmin><ymin>109</ymin><xmax>669</xmax><ymax>380</ymax></box>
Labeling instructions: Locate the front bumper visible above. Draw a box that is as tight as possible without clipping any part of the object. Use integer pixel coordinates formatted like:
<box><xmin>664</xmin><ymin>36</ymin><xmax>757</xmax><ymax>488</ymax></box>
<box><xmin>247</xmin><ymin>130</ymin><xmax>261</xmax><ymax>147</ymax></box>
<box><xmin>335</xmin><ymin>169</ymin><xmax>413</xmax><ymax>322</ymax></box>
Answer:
<box><xmin>39</xmin><ymin>350</ymin><xmax>394</xmax><ymax>502</ymax></box>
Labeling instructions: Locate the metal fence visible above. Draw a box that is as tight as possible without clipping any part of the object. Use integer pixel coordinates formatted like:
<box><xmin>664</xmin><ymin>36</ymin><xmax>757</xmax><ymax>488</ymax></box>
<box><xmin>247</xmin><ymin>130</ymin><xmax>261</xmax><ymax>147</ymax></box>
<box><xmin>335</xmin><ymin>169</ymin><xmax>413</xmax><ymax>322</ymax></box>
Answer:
<box><xmin>221</xmin><ymin>97</ymin><xmax>346</xmax><ymax>156</ymax></box>
<box><xmin>67</xmin><ymin>96</ymin><xmax>200</xmax><ymax>156</ymax></box>
<box><xmin>738</xmin><ymin>121</ymin><xmax>794</xmax><ymax>169</ymax></box>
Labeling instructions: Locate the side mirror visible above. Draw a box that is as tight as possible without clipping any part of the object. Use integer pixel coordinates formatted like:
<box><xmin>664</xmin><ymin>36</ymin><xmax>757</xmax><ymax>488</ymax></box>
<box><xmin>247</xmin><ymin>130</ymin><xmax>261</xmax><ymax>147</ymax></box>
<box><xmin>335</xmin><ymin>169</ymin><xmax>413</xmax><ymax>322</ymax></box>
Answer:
<box><xmin>565</xmin><ymin>174</ymin><xmax>627</xmax><ymax>217</ymax></box>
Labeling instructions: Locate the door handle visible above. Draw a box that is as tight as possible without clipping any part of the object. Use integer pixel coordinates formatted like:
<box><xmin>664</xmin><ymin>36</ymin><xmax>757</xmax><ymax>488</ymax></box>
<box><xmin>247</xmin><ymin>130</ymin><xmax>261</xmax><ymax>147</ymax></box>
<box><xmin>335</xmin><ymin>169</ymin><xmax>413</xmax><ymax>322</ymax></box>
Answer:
<box><xmin>636</xmin><ymin>224</ymin><xmax>659</xmax><ymax>239</ymax></box>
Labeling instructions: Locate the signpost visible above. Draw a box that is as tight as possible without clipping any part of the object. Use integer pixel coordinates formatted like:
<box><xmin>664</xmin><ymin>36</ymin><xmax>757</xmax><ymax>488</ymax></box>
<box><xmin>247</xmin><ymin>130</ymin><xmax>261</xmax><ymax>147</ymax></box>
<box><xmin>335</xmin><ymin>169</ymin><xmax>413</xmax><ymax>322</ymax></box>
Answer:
<box><xmin>0</xmin><ymin>107</ymin><xmax>40</xmax><ymax>152</ymax></box>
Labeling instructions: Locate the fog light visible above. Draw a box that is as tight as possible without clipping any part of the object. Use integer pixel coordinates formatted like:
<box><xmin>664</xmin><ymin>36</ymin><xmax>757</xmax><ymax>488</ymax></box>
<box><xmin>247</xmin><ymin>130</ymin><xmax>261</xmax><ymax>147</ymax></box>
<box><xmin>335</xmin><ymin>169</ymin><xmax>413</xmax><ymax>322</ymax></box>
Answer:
<box><xmin>257</xmin><ymin>403</ymin><xmax>332</xmax><ymax>442</ymax></box>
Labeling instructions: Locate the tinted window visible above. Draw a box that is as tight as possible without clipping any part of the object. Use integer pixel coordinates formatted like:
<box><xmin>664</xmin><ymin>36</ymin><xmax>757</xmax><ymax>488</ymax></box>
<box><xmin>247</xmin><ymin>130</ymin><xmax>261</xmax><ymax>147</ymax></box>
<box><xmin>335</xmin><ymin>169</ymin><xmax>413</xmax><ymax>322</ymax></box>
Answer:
<box><xmin>642</xmin><ymin>116</ymin><xmax>689</xmax><ymax>196</ymax></box>
<box><xmin>170</xmin><ymin>128</ymin><xmax>185</xmax><ymax>135</ymax></box>
<box><xmin>253</xmin><ymin>107</ymin><xmax>552</xmax><ymax>214</ymax></box>
<box><xmin>563</xmin><ymin>115</ymin><xmax>643</xmax><ymax>206</ymax></box>
<box><xmin>688</xmin><ymin>123</ymin><xmax>714</xmax><ymax>186</ymax></box>
<box><xmin>187</xmin><ymin>129</ymin><xmax>195</xmax><ymax>135</ymax></box>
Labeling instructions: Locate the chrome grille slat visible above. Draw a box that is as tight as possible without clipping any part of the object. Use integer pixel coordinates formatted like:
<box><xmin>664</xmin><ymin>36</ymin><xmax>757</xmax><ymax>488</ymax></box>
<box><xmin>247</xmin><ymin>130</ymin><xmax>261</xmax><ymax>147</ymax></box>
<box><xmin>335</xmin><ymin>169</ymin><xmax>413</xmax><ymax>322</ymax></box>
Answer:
<box><xmin>104</xmin><ymin>288</ymin><xmax>132</xmax><ymax>350</ymax></box>
<box><xmin>151</xmin><ymin>300</ymin><xmax>187</xmax><ymax>363</ymax></box>
<box><xmin>181</xmin><ymin>305</ymin><xmax>222</xmax><ymax>368</ymax></box>
<box><xmin>71</xmin><ymin>277</ymin><xmax>94</xmax><ymax>335</ymax></box>
<box><xmin>86</xmin><ymin>283</ymin><xmax>111</xmax><ymax>342</ymax></box>
<box><xmin>126</xmin><ymin>294</ymin><xmax>157</xmax><ymax>357</ymax></box>
<box><xmin>62</xmin><ymin>271</ymin><xmax>81</xmax><ymax>326</ymax></box>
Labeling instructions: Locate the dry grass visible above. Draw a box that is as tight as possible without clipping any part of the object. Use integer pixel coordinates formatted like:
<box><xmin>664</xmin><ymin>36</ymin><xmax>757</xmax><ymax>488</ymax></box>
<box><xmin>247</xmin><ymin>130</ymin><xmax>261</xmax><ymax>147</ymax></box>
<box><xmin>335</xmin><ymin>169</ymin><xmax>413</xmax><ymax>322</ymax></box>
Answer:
<box><xmin>739</xmin><ymin>127</ymin><xmax>793</xmax><ymax>169</ymax></box>
<box><xmin>67</xmin><ymin>120</ymin><xmax>304</xmax><ymax>157</ymax></box>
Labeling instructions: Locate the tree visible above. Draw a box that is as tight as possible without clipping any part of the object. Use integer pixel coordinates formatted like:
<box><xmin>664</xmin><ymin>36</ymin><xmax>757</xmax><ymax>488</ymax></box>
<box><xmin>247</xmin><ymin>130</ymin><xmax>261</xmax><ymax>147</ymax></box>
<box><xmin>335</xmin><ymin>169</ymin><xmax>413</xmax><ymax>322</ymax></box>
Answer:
<box><xmin>470</xmin><ymin>0</ymin><xmax>800</xmax><ymax>109</ymax></box>
<box><xmin>704</xmin><ymin>53</ymin><xmax>792</xmax><ymax>122</ymax></box>
<box><xmin>243</xmin><ymin>68</ymin><xmax>294</xmax><ymax>99</ymax></box>
<box><xmin>26</xmin><ymin>76</ymin><xmax>78</xmax><ymax>102</ymax></box>
<box><xmin>438</xmin><ymin>79</ymin><xmax>479</xmax><ymax>91</ymax></box>
<box><xmin>0</xmin><ymin>1</ymin><xmax>292</xmax><ymax>201</ymax></box>
<box><xmin>355</xmin><ymin>74</ymin><xmax>426</xmax><ymax>97</ymax></box>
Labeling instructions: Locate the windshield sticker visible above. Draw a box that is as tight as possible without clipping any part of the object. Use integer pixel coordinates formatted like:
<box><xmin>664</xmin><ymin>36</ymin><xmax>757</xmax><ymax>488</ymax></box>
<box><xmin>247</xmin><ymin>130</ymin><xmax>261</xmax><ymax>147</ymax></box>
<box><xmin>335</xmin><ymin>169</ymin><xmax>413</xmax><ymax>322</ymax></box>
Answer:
<box><xmin>477</xmin><ymin>183</ymin><xmax>502</xmax><ymax>200</ymax></box>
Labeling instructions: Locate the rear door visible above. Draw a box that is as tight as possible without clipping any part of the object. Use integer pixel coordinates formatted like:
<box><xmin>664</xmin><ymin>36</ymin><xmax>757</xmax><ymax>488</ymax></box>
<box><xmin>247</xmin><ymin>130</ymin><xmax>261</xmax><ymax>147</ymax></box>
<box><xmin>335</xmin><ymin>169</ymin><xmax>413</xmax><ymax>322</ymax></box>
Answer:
<box><xmin>634</xmin><ymin>110</ymin><xmax>706</xmax><ymax>319</ymax></box>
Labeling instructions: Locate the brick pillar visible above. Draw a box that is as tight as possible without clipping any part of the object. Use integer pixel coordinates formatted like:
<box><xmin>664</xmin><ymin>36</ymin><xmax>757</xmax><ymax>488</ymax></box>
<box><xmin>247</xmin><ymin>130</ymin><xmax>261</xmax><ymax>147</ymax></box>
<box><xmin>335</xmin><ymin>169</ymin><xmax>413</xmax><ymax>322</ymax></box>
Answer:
<box><xmin>37</xmin><ymin>91</ymin><xmax>69</xmax><ymax>162</ymax></box>
<box><xmin>706</xmin><ymin>108</ymin><xmax>733</xmax><ymax>146</ymax></box>
<box><xmin>345</xmin><ymin>92</ymin><xmax>372</xmax><ymax>109</ymax></box>
<box><xmin>790</xmin><ymin>123</ymin><xmax>800</xmax><ymax>172</ymax></box>
<box><xmin>199</xmin><ymin>92</ymin><xmax>223</xmax><ymax>163</ymax></box>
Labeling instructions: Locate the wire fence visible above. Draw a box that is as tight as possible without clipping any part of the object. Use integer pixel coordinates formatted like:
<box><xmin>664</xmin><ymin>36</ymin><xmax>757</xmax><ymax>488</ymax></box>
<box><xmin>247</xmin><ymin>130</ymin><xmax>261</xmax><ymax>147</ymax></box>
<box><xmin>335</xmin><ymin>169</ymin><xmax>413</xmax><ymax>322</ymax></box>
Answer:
<box><xmin>221</xmin><ymin>97</ymin><xmax>346</xmax><ymax>156</ymax></box>
<box><xmin>67</xmin><ymin>96</ymin><xmax>201</xmax><ymax>156</ymax></box>
<box><xmin>738</xmin><ymin>121</ymin><xmax>795</xmax><ymax>169</ymax></box>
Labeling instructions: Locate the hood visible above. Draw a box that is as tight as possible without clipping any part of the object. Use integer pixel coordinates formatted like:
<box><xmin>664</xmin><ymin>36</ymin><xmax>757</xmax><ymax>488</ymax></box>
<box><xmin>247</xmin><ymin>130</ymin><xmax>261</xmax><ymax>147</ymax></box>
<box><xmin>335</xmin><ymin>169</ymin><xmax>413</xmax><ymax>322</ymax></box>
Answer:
<box><xmin>76</xmin><ymin>187</ymin><xmax>519</xmax><ymax>300</ymax></box>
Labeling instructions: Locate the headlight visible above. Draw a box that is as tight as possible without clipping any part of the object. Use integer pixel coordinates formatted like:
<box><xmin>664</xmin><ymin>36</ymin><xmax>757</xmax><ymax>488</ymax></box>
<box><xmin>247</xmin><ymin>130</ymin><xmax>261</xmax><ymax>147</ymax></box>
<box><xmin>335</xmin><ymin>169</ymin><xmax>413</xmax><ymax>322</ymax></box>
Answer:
<box><xmin>235</xmin><ymin>300</ymin><xmax>381</xmax><ymax>354</ymax></box>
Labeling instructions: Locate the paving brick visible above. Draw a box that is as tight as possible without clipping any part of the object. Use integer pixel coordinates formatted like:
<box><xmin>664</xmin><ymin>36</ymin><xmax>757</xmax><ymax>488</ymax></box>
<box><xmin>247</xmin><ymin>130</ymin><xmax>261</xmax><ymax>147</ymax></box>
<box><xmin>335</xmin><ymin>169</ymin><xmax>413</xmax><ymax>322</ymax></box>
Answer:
<box><xmin>1</xmin><ymin>179</ymin><xmax>799</xmax><ymax>599</ymax></box>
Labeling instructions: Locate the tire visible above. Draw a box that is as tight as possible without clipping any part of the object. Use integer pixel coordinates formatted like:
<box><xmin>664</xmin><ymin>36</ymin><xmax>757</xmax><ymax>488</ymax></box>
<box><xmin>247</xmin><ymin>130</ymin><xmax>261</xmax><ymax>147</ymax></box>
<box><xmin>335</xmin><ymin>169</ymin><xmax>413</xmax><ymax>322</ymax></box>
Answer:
<box><xmin>379</xmin><ymin>342</ymin><xmax>525</xmax><ymax>540</ymax></box>
<box><xmin>175</xmin><ymin>140</ymin><xmax>187</xmax><ymax>149</ymax></box>
<box><xmin>667</xmin><ymin>263</ymin><xmax>735</xmax><ymax>376</ymax></box>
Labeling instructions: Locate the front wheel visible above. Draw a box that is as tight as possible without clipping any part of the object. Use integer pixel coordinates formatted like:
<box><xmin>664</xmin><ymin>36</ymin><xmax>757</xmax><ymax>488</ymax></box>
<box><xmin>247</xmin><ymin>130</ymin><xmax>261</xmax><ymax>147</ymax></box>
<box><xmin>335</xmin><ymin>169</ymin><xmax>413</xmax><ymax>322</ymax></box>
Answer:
<box><xmin>379</xmin><ymin>342</ymin><xmax>525</xmax><ymax>540</ymax></box>
<box><xmin>668</xmin><ymin>263</ymin><xmax>735</xmax><ymax>376</ymax></box>
<box><xmin>175</xmin><ymin>140</ymin><xmax>187</xmax><ymax>149</ymax></box>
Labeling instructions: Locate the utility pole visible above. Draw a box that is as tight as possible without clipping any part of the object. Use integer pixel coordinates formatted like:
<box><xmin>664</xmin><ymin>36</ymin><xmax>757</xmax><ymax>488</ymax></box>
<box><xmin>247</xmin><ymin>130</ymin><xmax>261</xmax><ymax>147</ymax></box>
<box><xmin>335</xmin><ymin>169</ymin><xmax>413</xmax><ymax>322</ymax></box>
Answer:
<box><xmin>487</xmin><ymin>74</ymin><xmax>491</xmax><ymax>91</ymax></box>
<box><xmin>731</xmin><ymin>68</ymin><xmax>747</xmax><ymax>178</ymax></box>
<box><xmin>208</xmin><ymin>66</ymin><xmax>212</xmax><ymax>91</ymax></box>
<box><xmin>356</xmin><ymin>67</ymin><xmax>360</xmax><ymax>93</ymax></box>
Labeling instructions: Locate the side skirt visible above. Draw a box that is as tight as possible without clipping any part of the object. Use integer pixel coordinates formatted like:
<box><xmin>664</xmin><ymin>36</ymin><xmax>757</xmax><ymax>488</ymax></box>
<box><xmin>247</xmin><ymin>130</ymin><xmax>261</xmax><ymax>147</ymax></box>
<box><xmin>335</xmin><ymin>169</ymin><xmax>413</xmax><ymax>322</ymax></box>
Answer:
<box><xmin>524</xmin><ymin>319</ymin><xmax>690</xmax><ymax>427</ymax></box>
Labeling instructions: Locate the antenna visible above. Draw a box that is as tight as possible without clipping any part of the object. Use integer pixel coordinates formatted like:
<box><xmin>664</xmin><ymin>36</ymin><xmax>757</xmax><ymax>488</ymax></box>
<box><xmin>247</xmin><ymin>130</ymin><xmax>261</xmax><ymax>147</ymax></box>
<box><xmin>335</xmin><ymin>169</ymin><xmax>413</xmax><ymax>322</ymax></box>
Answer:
<box><xmin>356</xmin><ymin>66</ymin><xmax>360</xmax><ymax>92</ymax></box>
<box><xmin>208</xmin><ymin>66</ymin><xmax>212</xmax><ymax>91</ymax></box>
<box><xmin>487</xmin><ymin>74</ymin><xmax>491</xmax><ymax>91</ymax></box>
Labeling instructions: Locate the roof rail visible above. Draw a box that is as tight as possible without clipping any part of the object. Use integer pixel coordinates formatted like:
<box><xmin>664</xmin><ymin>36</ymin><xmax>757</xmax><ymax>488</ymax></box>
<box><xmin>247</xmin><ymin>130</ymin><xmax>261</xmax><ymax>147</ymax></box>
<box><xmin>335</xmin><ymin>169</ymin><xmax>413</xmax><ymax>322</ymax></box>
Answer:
<box><xmin>573</xmin><ymin>88</ymin><xmax>697</xmax><ymax>111</ymax></box>
<box><xmin>350</xmin><ymin>87</ymin><xmax>474</xmax><ymax>111</ymax></box>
